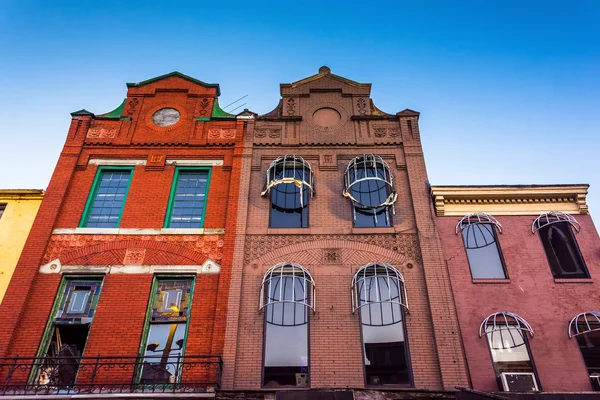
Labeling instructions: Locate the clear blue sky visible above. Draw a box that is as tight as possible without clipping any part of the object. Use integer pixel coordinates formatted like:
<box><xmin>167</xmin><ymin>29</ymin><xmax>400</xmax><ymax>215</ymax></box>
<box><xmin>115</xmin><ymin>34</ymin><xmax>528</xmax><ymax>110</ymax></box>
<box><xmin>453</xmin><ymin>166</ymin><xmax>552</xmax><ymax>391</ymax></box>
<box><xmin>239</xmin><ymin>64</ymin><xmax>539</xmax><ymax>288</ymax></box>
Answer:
<box><xmin>1</xmin><ymin>1</ymin><xmax>599</xmax><ymax>216</ymax></box>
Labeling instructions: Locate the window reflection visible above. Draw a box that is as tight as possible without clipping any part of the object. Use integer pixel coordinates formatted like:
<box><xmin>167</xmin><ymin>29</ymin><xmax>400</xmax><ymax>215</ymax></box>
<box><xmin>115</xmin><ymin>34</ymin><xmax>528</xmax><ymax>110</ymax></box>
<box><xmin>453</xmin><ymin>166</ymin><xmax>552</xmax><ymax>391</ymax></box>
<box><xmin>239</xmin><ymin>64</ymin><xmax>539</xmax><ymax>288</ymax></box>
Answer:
<box><xmin>462</xmin><ymin>223</ymin><xmax>507</xmax><ymax>279</ymax></box>
<box><xmin>486</xmin><ymin>326</ymin><xmax>534</xmax><ymax>375</ymax></box>
<box><xmin>539</xmin><ymin>222</ymin><xmax>589</xmax><ymax>279</ymax></box>
<box><xmin>263</xmin><ymin>275</ymin><xmax>309</xmax><ymax>387</ymax></box>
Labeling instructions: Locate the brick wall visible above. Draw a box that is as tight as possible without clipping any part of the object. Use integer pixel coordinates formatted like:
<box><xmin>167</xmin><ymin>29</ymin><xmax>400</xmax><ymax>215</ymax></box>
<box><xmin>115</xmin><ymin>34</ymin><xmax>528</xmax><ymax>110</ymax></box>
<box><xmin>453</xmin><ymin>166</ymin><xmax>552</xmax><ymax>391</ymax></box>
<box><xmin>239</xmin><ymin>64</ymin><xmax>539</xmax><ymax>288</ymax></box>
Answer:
<box><xmin>437</xmin><ymin>214</ymin><xmax>600</xmax><ymax>391</ymax></box>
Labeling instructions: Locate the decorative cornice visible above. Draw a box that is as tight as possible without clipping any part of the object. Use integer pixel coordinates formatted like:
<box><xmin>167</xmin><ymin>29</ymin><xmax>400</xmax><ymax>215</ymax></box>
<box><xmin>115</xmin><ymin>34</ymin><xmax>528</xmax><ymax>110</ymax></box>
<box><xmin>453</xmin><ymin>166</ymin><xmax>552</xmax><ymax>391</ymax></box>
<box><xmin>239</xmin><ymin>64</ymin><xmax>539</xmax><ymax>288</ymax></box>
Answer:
<box><xmin>0</xmin><ymin>189</ymin><xmax>44</xmax><ymax>201</ymax></box>
<box><xmin>430</xmin><ymin>184</ymin><xmax>589</xmax><ymax>216</ymax></box>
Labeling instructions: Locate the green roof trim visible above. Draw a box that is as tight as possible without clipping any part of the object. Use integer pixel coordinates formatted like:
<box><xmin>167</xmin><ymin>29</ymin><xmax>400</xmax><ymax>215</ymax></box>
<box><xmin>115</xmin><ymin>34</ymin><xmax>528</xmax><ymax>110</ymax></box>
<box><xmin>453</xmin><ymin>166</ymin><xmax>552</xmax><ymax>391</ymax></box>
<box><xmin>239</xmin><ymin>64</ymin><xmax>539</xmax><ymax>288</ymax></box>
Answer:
<box><xmin>211</xmin><ymin>99</ymin><xmax>236</xmax><ymax>119</ymax></box>
<box><xmin>70</xmin><ymin>109</ymin><xmax>94</xmax><ymax>117</ymax></box>
<box><xmin>96</xmin><ymin>99</ymin><xmax>126</xmax><ymax>119</ymax></box>
<box><xmin>126</xmin><ymin>71</ymin><xmax>221</xmax><ymax>96</ymax></box>
<box><xmin>196</xmin><ymin>117</ymin><xmax>211</xmax><ymax>121</ymax></box>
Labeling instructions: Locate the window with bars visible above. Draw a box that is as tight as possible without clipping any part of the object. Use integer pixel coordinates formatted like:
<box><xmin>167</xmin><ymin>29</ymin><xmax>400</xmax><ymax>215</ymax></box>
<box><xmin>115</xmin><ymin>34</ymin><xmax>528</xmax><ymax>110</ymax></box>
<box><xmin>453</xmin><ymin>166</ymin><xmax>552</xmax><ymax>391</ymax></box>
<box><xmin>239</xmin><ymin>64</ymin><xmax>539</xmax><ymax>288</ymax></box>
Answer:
<box><xmin>81</xmin><ymin>167</ymin><xmax>133</xmax><ymax>228</ymax></box>
<box><xmin>456</xmin><ymin>213</ymin><xmax>507</xmax><ymax>279</ymax></box>
<box><xmin>165</xmin><ymin>169</ymin><xmax>211</xmax><ymax>228</ymax></box>
<box><xmin>262</xmin><ymin>156</ymin><xmax>313</xmax><ymax>229</ymax></box>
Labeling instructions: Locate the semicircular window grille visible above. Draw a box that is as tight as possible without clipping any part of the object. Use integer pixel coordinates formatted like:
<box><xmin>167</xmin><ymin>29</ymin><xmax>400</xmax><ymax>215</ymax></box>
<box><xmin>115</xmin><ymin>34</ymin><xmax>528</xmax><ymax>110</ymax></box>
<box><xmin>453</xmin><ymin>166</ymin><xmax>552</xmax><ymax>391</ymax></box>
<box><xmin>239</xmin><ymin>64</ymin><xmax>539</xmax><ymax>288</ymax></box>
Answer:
<box><xmin>261</xmin><ymin>155</ymin><xmax>314</xmax><ymax>228</ymax></box>
<box><xmin>531</xmin><ymin>211</ymin><xmax>580</xmax><ymax>233</ymax></box>
<box><xmin>259</xmin><ymin>263</ymin><xmax>315</xmax><ymax>326</ymax></box>
<box><xmin>569</xmin><ymin>312</ymin><xmax>600</xmax><ymax>338</ymax></box>
<box><xmin>455</xmin><ymin>212</ymin><xmax>503</xmax><ymax>236</ymax></box>
<box><xmin>479</xmin><ymin>311</ymin><xmax>534</xmax><ymax>350</ymax></box>
<box><xmin>351</xmin><ymin>263</ymin><xmax>408</xmax><ymax>326</ymax></box>
<box><xmin>343</xmin><ymin>155</ymin><xmax>397</xmax><ymax>227</ymax></box>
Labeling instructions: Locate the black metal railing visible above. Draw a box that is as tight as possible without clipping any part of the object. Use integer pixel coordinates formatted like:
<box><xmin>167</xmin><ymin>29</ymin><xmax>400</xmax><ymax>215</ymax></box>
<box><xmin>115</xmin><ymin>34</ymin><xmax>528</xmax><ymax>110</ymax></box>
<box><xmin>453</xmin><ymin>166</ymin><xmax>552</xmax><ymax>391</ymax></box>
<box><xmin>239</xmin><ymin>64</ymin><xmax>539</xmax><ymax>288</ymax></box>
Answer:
<box><xmin>0</xmin><ymin>354</ymin><xmax>222</xmax><ymax>395</ymax></box>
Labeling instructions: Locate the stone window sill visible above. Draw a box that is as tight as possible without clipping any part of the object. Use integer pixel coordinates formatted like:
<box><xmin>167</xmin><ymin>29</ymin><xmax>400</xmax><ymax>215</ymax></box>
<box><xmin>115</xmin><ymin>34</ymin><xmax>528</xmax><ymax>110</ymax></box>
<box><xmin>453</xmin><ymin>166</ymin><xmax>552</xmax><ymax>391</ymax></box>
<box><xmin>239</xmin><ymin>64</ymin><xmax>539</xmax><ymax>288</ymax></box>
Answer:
<box><xmin>52</xmin><ymin>228</ymin><xmax>225</xmax><ymax>235</ymax></box>
<box><xmin>267</xmin><ymin>228</ymin><xmax>311</xmax><ymax>235</ymax></box>
<box><xmin>554</xmin><ymin>278</ymin><xmax>594</xmax><ymax>283</ymax></box>
<box><xmin>472</xmin><ymin>279</ymin><xmax>512</xmax><ymax>284</ymax></box>
<box><xmin>352</xmin><ymin>227</ymin><xmax>396</xmax><ymax>234</ymax></box>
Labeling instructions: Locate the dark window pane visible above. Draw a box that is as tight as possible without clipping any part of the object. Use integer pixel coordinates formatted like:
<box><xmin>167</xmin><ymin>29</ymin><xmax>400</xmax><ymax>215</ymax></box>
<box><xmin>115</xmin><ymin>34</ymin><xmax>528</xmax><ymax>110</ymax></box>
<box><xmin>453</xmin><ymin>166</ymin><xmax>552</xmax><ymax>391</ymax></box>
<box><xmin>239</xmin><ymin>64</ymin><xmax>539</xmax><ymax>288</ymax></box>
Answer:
<box><xmin>348</xmin><ymin>164</ymin><xmax>393</xmax><ymax>228</ymax></box>
<box><xmin>539</xmin><ymin>222</ymin><xmax>589</xmax><ymax>279</ymax></box>
<box><xmin>462</xmin><ymin>224</ymin><xmax>507</xmax><ymax>279</ymax></box>
<box><xmin>576</xmin><ymin>329</ymin><xmax>600</xmax><ymax>375</ymax></box>
<box><xmin>270</xmin><ymin>182</ymin><xmax>309</xmax><ymax>228</ymax></box>
<box><xmin>85</xmin><ymin>170</ymin><xmax>131</xmax><ymax>228</ymax></box>
<box><xmin>169</xmin><ymin>171</ymin><xmax>209</xmax><ymax>228</ymax></box>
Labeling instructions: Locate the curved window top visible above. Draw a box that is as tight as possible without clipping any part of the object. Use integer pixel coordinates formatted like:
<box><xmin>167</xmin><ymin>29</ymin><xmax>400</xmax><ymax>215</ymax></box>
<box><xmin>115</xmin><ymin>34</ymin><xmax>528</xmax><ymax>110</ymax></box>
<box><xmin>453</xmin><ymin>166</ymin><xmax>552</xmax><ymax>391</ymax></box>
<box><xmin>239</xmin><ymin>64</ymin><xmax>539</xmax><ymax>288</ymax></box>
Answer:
<box><xmin>343</xmin><ymin>155</ymin><xmax>397</xmax><ymax>209</ymax></box>
<box><xmin>479</xmin><ymin>312</ymin><xmax>534</xmax><ymax>349</ymax></box>
<box><xmin>569</xmin><ymin>312</ymin><xmax>600</xmax><ymax>338</ymax></box>
<box><xmin>261</xmin><ymin>155</ymin><xmax>314</xmax><ymax>204</ymax></box>
<box><xmin>259</xmin><ymin>263</ymin><xmax>316</xmax><ymax>314</ymax></box>
<box><xmin>455</xmin><ymin>212</ymin><xmax>503</xmax><ymax>235</ymax></box>
<box><xmin>532</xmin><ymin>211</ymin><xmax>580</xmax><ymax>234</ymax></box>
<box><xmin>351</xmin><ymin>263</ymin><xmax>408</xmax><ymax>324</ymax></box>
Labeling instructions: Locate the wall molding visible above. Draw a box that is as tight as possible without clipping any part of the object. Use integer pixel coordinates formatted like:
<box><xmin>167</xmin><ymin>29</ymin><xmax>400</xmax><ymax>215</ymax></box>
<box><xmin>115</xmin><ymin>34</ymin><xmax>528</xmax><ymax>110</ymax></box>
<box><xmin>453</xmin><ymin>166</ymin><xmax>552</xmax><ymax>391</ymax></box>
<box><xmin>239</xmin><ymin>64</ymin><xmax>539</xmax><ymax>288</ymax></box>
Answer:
<box><xmin>52</xmin><ymin>228</ymin><xmax>225</xmax><ymax>235</ymax></box>
<box><xmin>39</xmin><ymin>258</ymin><xmax>220</xmax><ymax>275</ymax></box>
<box><xmin>430</xmin><ymin>185</ymin><xmax>589</xmax><ymax>216</ymax></box>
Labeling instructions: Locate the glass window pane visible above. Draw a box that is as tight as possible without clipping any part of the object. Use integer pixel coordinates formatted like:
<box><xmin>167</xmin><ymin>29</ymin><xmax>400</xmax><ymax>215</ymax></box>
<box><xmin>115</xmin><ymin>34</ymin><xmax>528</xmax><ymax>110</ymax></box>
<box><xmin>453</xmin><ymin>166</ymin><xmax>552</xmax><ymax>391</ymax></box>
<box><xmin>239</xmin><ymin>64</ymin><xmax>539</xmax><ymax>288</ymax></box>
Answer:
<box><xmin>85</xmin><ymin>170</ymin><xmax>131</xmax><ymax>228</ymax></box>
<box><xmin>169</xmin><ymin>171</ymin><xmax>209</xmax><ymax>228</ymax></box>
<box><xmin>576</xmin><ymin>329</ymin><xmax>600</xmax><ymax>375</ymax></box>
<box><xmin>141</xmin><ymin>324</ymin><xmax>186</xmax><ymax>384</ymax></box>
<box><xmin>486</xmin><ymin>326</ymin><xmax>534</xmax><ymax>374</ymax></box>
<box><xmin>539</xmin><ymin>222</ymin><xmax>589</xmax><ymax>279</ymax></box>
<box><xmin>462</xmin><ymin>224</ymin><xmax>506</xmax><ymax>279</ymax></box>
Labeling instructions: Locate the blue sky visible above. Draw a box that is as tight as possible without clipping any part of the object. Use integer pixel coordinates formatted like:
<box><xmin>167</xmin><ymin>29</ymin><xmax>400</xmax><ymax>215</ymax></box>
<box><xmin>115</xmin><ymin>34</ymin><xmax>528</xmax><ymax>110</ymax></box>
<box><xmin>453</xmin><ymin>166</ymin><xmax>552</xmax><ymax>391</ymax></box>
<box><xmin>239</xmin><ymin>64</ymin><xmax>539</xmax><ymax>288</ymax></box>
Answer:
<box><xmin>1</xmin><ymin>1</ymin><xmax>599</xmax><ymax>216</ymax></box>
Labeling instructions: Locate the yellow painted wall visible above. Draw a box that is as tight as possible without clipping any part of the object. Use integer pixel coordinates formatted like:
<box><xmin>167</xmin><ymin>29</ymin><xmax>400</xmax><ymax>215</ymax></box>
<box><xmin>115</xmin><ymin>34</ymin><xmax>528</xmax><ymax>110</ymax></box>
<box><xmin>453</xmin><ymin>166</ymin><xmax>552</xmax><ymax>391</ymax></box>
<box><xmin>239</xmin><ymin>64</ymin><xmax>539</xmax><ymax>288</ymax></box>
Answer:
<box><xmin>0</xmin><ymin>190</ymin><xmax>44</xmax><ymax>303</ymax></box>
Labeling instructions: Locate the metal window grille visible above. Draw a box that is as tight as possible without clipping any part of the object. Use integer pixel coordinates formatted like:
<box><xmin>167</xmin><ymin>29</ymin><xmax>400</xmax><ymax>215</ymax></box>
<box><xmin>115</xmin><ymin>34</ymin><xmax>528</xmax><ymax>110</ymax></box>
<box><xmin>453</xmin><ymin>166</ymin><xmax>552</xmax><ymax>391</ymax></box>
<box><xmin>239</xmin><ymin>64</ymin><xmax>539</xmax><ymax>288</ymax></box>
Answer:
<box><xmin>531</xmin><ymin>211</ymin><xmax>580</xmax><ymax>233</ymax></box>
<box><xmin>259</xmin><ymin>263</ymin><xmax>315</xmax><ymax>326</ymax></box>
<box><xmin>342</xmin><ymin>155</ymin><xmax>397</xmax><ymax>225</ymax></box>
<box><xmin>479</xmin><ymin>312</ymin><xmax>534</xmax><ymax>349</ymax></box>
<box><xmin>456</xmin><ymin>212</ymin><xmax>503</xmax><ymax>235</ymax></box>
<box><xmin>351</xmin><ymin>263</ymin><xmax>408</xmax><ymax>326</ymax></box>
<box><xmin>569</xmin><ymin>312</ymin><xmax>600</xmax><ymax>338</ymax></box>
<box><xmin>261</xmin><ymin>155</ymin><xmax>314</xmax><ymax>208</ymax></box>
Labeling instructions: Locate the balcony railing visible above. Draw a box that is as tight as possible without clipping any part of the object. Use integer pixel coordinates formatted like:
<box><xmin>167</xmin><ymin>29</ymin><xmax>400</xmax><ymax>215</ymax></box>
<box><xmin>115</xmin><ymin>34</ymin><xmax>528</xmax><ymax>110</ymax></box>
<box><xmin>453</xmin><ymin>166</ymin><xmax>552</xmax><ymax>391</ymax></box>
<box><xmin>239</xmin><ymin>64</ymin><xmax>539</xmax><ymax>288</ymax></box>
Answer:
<box><xmin>0</xmin><ymin>354</ymin><xmax>222</xmax><ymax>395</ymax></box>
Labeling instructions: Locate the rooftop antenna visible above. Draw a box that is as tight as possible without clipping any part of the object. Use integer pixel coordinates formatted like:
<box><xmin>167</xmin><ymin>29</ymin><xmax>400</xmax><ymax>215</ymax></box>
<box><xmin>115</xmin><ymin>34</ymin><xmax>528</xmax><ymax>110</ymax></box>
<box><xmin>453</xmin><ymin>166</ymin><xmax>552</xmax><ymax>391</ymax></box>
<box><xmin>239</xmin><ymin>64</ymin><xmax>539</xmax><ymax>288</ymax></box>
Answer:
<box><xmin>222</xmin><ymin>95</ymin><xmax>248</xmax><ymax>111</ymax></box>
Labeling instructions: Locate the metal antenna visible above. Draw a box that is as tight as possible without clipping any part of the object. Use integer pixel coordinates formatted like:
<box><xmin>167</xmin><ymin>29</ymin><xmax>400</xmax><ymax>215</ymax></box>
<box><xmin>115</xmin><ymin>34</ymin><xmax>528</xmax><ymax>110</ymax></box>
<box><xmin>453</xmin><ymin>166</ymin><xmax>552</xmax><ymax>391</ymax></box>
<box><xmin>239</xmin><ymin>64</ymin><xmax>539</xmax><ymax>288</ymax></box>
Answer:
<box><xmin>229</xmin><ymin>103</ymin><xmax>247</xmax><ymax>113</ymax></box>
<box><xmin>222</xmin><ymin>95</ymin><xmax>248</xmax><ymax>110</ymax></box>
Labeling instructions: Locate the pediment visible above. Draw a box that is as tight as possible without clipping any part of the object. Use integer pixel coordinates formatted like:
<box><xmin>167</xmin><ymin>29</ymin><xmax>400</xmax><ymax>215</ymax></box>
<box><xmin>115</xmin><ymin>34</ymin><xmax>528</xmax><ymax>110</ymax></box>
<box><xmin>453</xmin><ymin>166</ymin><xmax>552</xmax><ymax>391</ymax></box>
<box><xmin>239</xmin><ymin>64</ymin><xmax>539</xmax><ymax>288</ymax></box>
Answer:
<box><xmin>281</xmin><ymin>66</ymin><xmax>371</xmax><ymax>96</ymax></box>
<box><xmin>126</xmin><ymin>71</ymin><xmax>221</xmax><ymax>95</ymax></box>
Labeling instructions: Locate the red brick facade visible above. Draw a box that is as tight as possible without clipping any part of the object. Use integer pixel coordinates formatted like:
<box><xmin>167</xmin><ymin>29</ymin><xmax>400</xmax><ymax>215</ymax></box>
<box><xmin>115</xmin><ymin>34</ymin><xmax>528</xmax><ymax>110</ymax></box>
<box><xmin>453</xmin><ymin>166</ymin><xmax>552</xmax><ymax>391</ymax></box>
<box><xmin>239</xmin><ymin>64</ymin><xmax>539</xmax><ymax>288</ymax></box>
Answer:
<box><xmin>0</xmin><ymin>73</ymin><xmax>244</xmax><ymax>381</ymax></box>
<box><xmin>222</xmin><ymin>67</ymin><xmax>469</xmax><ymax>393</ymax></box>
<box><xmin>437</xmin><ymin>212</ymin><xmax>600</xmax><ymax>392</ymax></box>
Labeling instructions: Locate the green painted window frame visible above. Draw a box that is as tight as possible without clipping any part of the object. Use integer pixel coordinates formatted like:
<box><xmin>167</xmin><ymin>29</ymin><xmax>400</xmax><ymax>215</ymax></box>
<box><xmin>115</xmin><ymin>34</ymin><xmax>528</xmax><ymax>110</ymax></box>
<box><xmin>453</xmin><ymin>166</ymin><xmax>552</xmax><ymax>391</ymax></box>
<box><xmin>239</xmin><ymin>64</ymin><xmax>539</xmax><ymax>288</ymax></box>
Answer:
<box><xmin>164</xmin><ymin>167</ymin><xmax>212</xmax><ymax>229</ymax></box>
<box><xmin>79</xmin><ymin>166</ymin><xmax>134</xmax><ymax>228</ymax></box>
<box><xmin>136</xmin><ymin>275</ymin><xmax>196</xmax><ymax>385</ymax></box>
<box><xmin>31</xmin><ymin>276</ymin><xmax>105</xmax><ymax>383</ymax></box>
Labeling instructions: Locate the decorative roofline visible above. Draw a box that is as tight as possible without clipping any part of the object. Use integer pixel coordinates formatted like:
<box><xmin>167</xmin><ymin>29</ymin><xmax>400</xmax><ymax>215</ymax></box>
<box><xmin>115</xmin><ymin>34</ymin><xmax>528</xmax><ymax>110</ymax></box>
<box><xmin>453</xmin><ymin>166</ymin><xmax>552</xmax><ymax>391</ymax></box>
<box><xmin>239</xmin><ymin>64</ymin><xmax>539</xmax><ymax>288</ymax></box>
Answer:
<box><xmin>0</xmin><ymin>189</ymin><xmax>45</xmax><ymax>200</ymax></box>
<box><xmin>126</xmin><ymin>71</ymin><xmax>221</xmax><ymax>95</ymax></box>
<box><xmin>430</xmin><ymin>184</ymin><xmax>589</xmax><ymax>216</ymax></box>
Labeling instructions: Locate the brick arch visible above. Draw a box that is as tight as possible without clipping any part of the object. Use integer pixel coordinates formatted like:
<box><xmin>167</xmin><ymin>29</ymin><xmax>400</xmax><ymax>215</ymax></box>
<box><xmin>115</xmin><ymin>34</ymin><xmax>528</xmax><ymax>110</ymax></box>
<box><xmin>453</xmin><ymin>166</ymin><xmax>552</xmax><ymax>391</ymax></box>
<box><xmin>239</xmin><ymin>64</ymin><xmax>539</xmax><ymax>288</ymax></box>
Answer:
<box><xmin>60</xmin><ymin>240</ymin><xmax>209</xmax><ymax>265</ymax></box>
<box><xmin>247</xmin><ymin>239</ymin><xmax>408</xmax><ymax>269</ymax></box>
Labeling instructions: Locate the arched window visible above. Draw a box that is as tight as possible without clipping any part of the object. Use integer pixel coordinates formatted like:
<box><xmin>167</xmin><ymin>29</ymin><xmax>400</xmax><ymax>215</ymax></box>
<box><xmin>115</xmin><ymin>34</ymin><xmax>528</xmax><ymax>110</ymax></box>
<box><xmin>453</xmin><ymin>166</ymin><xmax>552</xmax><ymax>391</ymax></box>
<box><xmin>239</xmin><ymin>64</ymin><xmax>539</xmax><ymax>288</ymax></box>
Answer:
<box><xmin>479</xmin><ymin>312</ymin><xmax>538</xmax><ymax>391</ymax></box>
<box><xmin>569</xmin><ymin>312</ymin><xmax>600</xmax><ymax>390</ymax></box>
<box><xmin>351</xmin><ymin>263</ymin><xmax>411</xmax><ymax>386</ymax></box>
<box><xmin>343</xmin><ymin>155</ymin><xmax>397</xmax><ymax>228</ymax></box>
<box><xmin>261</xmin><ymin>155</ymin><xmax>314</xmax><ymax>228</ymax></box>
<box><xmin>260</xmin><ymin>263</ymin><xmax>315</xmax><ymax>388</ymax></box>
<box><xmin>456</xmin><ymin>213</ymin><xmax>507</xmax><ymax>279</ymax></box>
<box><xmin>532</xmin><ymin>212</ymin><xmax>588</xmax><ymax>279</ymax></box>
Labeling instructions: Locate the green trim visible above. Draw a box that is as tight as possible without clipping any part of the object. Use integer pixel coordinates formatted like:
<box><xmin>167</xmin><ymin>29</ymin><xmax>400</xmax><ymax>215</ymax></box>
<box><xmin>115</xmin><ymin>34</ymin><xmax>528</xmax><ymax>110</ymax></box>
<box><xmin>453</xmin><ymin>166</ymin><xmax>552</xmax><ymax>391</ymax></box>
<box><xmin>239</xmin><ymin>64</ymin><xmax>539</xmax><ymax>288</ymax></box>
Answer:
<box><xmin>196</xmin><ymin>117</ymin><xmax>210</xmax><ymax>121</ymax></box>
<box><xmin>79</xmin><ymin>166</ymin><xmax>135</xmax><ymax>228</ymax></box>
<box><xmin>210</xmin><ymin>99</ymin><xmax>236</xmax><ymax>119</ymax></box>
<box><xmin>126</xmin><ymin>72</ymin><xmax>221</xmax><ymax>96</ymax></box>
<box><xmin>96</xmin><ymin>99</ymin><xmax>126</xmax><ymax>120</ymax></box>
<box><xmin>163</xmin><ymin>167</ymin><xmax>212</xmax><ymax>229</ymax></box>
<box><xmin>70</xmin><ymin>109</ymin><xmax>94</xmax><ymax>117</ymax></box>
<box><xmin>31</xmin><ymin>276</ymin><xmax>105</xmax><ymax>383</ymax></box>
<box><xmin>136</xmin><ymin>276</ymin><xmax>196</xmax><ymax>384</ymax></box>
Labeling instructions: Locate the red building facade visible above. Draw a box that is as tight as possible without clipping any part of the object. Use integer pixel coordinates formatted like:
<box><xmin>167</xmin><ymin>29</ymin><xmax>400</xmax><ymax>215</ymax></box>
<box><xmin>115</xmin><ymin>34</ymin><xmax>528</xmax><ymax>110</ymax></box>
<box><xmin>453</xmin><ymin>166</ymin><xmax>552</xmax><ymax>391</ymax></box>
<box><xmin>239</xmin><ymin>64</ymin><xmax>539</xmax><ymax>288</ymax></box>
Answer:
<box><xmin>1</xmin><ymin>68</ymin><xmax>598</xmax><ymax>400</ymax></box>
<box><xmin>432</xmin><ymin>185</ymin><xmax>600</xmax><ymax>393</ymax></box>
<box><xmin>0</xmin><ymin>72</ymin><xmax>245</xmax><ymax>392</ymax></box>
